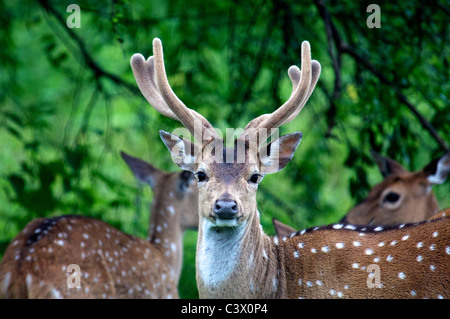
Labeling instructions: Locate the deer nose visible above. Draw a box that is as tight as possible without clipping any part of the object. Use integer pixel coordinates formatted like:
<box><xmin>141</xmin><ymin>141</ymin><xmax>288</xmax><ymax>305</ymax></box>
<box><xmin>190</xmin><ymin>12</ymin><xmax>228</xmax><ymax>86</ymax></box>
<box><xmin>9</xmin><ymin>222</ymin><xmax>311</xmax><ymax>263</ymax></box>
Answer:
<box><xmin>214</xmin><ymin>199</ymin><xmax>238</xmax><ymax>219</ymax></box>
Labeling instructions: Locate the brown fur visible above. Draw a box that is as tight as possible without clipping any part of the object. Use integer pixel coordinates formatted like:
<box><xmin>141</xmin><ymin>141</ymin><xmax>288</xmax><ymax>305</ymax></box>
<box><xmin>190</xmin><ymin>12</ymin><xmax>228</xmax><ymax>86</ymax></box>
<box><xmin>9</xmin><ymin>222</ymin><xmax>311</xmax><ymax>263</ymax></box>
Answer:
<box><xmin>273</xmin><ymin>218</ymin><xmax>296</xmax><ymax>237</ymax></box>
<box><xmin>274</xmin><ymin>153</ymin><xmax>450</xmax><ymax>237</ymax></box>
<box><xmin>281</xmin><ymin>217</ymin><xmax>449</xmax><ymax>298</ymax></box>
<box><xmin>0</xmin><ymin>153</ymin><xmax>198</xmax><ymax>299</ymax></box>
<box><xmin>345</xmin><ymin>153</ymin><xmax>449</xmax><ymax>225</ymax></box>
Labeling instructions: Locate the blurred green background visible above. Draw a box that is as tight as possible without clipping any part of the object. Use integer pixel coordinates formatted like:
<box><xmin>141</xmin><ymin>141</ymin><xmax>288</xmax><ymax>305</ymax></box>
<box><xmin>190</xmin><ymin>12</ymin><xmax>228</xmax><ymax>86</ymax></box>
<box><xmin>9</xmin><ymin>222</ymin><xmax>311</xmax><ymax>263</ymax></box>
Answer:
<box><xmin>0</xmin><ymin>0</ymin><xmax>448</xmax><ymax>298</ymax></box>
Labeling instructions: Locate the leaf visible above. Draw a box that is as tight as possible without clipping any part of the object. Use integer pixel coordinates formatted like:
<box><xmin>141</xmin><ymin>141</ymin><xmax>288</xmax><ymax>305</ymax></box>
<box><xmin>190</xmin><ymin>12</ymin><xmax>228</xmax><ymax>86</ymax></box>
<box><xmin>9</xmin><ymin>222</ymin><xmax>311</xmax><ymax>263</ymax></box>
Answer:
<box><xmin>24</xmin><ymin>140</ymin><xmax>40</xmax><ymax>152</ymax></box>
<box><xmin>344</xmin><ymin>146</ymin><xmax>358</xmax><ymax>167</ymax></box>
<box><xmin>63</xmin><ymin>177</ymin><xmax>72</xmax><ymax>193</ymax></box>
<box><xmin>6</xmin><ymin>125</ymin><xmax>21</xmax><ymax>139</ymax></box>
<box><xmin>38</xmin><ymin>163</ymin><xmax>57</xmax><ymax>189</ymax></box>
<box><xmin>64</xmin><ymin>146</ymin><xmax>85</xmax><ymax>171</ymax></box>
<box><xmin>7</xmin><ymin>174</ymin><xmax>25</xmax><ymax>195</ymax></box>
<box><xmin>5</xmin><ymin>111</ymin><xmax>23</xmax><ymax>126</ymax></box>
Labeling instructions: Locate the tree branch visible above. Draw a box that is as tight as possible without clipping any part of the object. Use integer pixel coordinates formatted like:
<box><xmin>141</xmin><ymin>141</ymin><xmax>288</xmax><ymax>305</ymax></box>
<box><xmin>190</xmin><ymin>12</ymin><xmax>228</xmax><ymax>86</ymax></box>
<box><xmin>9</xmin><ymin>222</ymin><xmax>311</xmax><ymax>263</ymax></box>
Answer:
<box><xmin>341</xmin><ymin>44</ymin><xmax>449</xmax><ymax>151</ymax></box>
<box><xmin>314</xmin><ymin>0</ymin><xmax>343</xmax><ymax>137</ymax></box>
<box><xmin>37</xmin><ymin>0</ymin><xmax>139</xmax><ymax>94</ymax></box>
<box><xmin>313</xmin><ymin>0</ymin><xmax>449</xmax><ymax>152</ymax></box>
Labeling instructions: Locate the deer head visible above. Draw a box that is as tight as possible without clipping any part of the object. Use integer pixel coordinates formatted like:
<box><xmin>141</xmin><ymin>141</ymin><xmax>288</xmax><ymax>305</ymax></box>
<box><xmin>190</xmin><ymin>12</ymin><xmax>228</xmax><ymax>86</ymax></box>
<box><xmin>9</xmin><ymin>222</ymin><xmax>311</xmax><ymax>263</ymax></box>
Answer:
<box><xmin>131</xmin><ymin>38</ymin><xmax>319</xmax><ymax>231</ymax></box>
<box><xmin>120</xmin><ymin>151</ymin><xmax>198</xmax><ymax>232</ymax></box>
<box><xmin>343</xmin><ymin>151</ymin><xmax>450</xmax><ymax>226</ymax></box>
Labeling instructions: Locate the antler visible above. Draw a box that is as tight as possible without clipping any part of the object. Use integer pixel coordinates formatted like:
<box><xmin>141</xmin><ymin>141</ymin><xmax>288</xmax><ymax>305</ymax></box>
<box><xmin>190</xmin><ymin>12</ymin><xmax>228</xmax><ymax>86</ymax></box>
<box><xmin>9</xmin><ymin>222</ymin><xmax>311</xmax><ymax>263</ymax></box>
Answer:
<box><xmin>130</xmin><ymin>38</ymin><xmax>217</xmax><ymax>141</ymax></box>
<box><xmin>131</xmin><ymin>38</ymin><xmax>319</xmax><ymax>146</ymax></box>
<box><xmin>241</xmin><ymin>41</ymin><xmax>321</xmax><ymax>143</ymax></box>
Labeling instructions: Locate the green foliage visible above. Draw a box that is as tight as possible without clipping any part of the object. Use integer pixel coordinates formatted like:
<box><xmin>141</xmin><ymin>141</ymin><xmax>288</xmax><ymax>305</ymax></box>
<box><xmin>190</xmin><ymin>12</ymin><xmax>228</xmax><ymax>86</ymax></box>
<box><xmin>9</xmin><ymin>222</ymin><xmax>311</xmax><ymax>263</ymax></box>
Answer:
<box><xmin>0</xmin><ymin>0</ymin><xmax>448</xmax><ymax>299</ymax></box>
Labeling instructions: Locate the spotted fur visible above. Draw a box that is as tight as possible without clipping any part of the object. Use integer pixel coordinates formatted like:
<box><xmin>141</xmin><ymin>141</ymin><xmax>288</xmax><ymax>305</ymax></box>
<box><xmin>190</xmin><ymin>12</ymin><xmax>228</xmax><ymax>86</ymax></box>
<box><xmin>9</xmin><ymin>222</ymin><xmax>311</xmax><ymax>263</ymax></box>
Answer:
<box><xmin>281</xmin><ymin>216</ymin><xmax>449</xmax><ymax>298</ymax></box>
<box><xmin>0</xmin><ymin>152</ymin><xmax>198</xmax><ymax>299</ymax></box>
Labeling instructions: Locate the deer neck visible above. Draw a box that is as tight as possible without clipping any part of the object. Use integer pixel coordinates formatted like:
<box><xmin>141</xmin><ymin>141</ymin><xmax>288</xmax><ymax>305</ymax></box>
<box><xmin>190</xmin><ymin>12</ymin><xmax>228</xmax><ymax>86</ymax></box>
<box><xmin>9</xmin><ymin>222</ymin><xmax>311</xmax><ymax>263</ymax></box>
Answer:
<box><xmin>196</xmin><ymin>209</ymin><xmax>285</xmax><ymax>298</ymax></box>
<box><xmin>425</xmin><ymin>194</ymin><xmax>440</xmax><ymax>219</ymax></box>
<box><xmin>147</xmin><ymin>197</ymin><xmax>184</xmax><ymax>281</ymax></box>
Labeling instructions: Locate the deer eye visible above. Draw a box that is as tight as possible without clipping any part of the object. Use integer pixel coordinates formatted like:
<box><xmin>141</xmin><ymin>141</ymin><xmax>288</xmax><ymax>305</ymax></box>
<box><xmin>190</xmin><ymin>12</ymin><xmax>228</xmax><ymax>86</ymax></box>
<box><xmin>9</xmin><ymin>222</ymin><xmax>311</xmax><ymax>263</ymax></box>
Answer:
<box><xmin>179</xmin><ymin>171</ymin><xmax>194</xmax><ymax>191</ymax></box>
<box><xmin>383</xmin><ymin>192</ymin><xmax>400</xmax><ymax>203</ymax></box>
<box><xmin>249</xmin><ymin>174</ymin><xmax>261</xmax><ymax>184</ymax></box>
<box><xmin>196</xmin><ymin>171</ymin><xmax>207</xmax><ymax>182</ymax></box>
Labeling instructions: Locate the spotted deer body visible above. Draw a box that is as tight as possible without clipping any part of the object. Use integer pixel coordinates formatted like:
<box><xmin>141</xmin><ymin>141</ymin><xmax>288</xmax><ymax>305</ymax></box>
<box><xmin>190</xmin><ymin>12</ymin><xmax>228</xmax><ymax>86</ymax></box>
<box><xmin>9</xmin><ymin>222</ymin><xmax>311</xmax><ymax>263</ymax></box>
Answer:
<box><xmin>274</xmin><ymin>152</ymin><xmax>450</xmax><ymax>237</ymax></box>
<box><xmin>429</xmin><ymin>208</ymin><xmax>449</xmax><ymax>221</ymax></box>
<box><xmin>130</xmin><ymin>38</ymin><xmax>450</xmax><ymax>299</ymax></box>
<box><xmin>281</xmin><ymin>217</ymin><xmax>449</xmax><ymax>298</ymax></box>
<box><xmin>0</xmin><ymin>152</ymin><xmax>198</xmax><ymax>298</ymax></box>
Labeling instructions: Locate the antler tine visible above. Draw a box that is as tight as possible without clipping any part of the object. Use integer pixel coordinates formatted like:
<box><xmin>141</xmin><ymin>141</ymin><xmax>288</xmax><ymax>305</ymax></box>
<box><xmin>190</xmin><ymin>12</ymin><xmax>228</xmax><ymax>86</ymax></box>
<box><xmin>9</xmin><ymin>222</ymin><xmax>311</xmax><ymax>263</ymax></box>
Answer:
<box><xmin>130</xmin><ymin>54</ymin><xmax>180</xmax><ymax>121</ymax></box>
<box><xmin>152</xmin><ymin>38</ymin><xmax>217</xmax><ymax>139</ymax></box>
<box><xmin>242</xmin><ymin>41</ymin><xmax>320</xmax><ymax>142</ymax></box>
<box><xmin>131</xmin><ymin>38</ymin><xmax>217</xmax><ymax>141</ymax></box>
<box><xmin>280</xmin><ymin>60</ymin><xmax>321</xmax><ymax>125</ymax></box>
<box><xmin>263</xmin><ymin>41</ymin><xmax>314</xmax><ymax>128</ymax></box>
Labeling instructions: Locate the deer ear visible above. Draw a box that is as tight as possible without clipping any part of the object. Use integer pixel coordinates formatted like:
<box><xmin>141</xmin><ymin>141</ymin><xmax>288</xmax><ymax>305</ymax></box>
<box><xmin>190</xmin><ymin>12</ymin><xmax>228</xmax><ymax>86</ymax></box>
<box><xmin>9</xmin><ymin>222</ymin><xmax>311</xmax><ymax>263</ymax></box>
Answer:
<box><xmin>159</xmin><ymin>130</ymin><xmax>199</xmax><ymax>172</ymax></box>
<box><xmin>370</xmin><ymin>150</ymin><xmax>407</xmax><ymax>178</ymax></box>
<box><xmin>424</xmin><ymin>152</ymin><xmax>450</xmax><ymax>185</ymax></box>
<box><xmin>120</xmin><ymin>151</ymin><xmax>160</xmax><ymax>189</ymax></box>
<box><xmin>259</xmin><ymin>132</ymin><xmax>302</xmax><ymax>175</ymax></box>
<box><xmin>272</xmin><ymin>218</ymin><xmax>297</xmax><ymax>238</ymax></box>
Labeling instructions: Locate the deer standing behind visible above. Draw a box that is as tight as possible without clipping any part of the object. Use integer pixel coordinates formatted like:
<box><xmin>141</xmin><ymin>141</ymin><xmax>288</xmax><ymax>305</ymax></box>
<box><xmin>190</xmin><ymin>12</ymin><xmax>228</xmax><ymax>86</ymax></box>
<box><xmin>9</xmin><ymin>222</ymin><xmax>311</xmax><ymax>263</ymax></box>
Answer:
<box><xmin>273</xmin><ymin>151</ymin><xmax>450</xmax><ymax>237</ymax></box>
<box><xmin>344</xmin><ymin>151</ymin><xmax>450</xmax><ymax>225</ymax></box>
<box><xmin>0</xmin><ymin>152</ymin><xmax>198</xmax><ymax>298</ymax></box>
<box><xmin>130</xmin><ymin>37</ymin><xmax>450</xmax><ymax>299</ymax></box>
